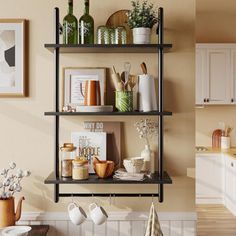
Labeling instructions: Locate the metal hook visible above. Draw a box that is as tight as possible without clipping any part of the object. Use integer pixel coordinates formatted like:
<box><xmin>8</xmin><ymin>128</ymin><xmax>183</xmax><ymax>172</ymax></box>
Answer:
<box><xmin>71</xmin><ymin>194</ymin><xmax>74</xmax><ymax>203</ymax></box>
<box><xmin>109</xmin><ymin>194</ymin><xmax>112</xmax><ymax>206</ymax></box>
<box><xmin>152</xmin><ymin>195</ymin><xmax>154</xmax><ymax>205</ymax></box>
<box><xmin>92</xmin><ymin>193</ymin><xmax>96</xmax><ymax>204</ymax></box>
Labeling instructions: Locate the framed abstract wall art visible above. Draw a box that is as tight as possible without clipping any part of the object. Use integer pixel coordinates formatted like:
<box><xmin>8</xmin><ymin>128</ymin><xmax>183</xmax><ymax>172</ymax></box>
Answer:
<box><xmin>0</xmin><ymin>19</ymin><xmax>28</xmax><ymax>97</ymax></box>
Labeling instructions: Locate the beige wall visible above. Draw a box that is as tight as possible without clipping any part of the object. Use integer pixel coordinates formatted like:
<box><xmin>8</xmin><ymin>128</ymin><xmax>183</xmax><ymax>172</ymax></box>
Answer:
<box><xmin>196</xmin><ymin>0</ymin><xmax>236</xmax><ymax>146</ymax></box>
<box><xmin>0</xmin><ymin>0</ymin><xmax>195</xmax><ymax>212</ymax></box>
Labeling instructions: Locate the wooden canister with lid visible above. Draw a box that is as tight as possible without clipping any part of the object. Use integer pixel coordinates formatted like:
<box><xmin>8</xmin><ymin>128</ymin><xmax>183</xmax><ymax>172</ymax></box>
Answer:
<box><xmin>72</xmin><ymin>159</ymin><xmax>89</xmax><ymax>180</ymax></box>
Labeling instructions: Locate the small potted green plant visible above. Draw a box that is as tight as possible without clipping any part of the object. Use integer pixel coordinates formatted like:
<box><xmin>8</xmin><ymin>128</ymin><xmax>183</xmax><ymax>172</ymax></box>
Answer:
<box><xmin>127</xmin><ymin>0</ymin><xmax>158</xmax><ymax>44</ymax></box>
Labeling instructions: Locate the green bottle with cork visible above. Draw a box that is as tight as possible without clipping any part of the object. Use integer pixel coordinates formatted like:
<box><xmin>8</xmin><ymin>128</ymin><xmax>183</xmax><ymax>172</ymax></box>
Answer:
<box><xmin>79</xmin><ymin>0</ymin><xmax>94</xmax><ymax>44</ymax></box>
<box><xmin>63</xmin><ymin>0</ymin><xmax>78</xmax><ymax>44</ymax></box>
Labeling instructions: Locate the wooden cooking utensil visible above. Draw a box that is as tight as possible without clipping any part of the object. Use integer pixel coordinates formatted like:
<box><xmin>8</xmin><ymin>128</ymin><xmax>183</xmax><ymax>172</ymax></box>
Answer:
<box><xmin>121</xmin><ymin>71</ymin><xmax>126</xmax><ymax>89</ymax></box>
<box><xmin>141</xmin><ymin>62</ymin><xmax>147</xmax><ymax>74</ymax></box>
<box><xmin>212</xmin><ymin>129</ymin><xmax>222</xmax><ymax>148</ymax></box>
<box><xmin>128</xmin><ymin>75</ymin><xmax>137</xmax><ymax>91</ymax></box>
<box><xmin>106</xmin><ymin>10</ymin><xmax>132</xmax><ymax>44</ymax></box>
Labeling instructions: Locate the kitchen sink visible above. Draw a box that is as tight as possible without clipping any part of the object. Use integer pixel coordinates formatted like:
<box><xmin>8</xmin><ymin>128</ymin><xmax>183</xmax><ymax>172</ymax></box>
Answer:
<box><xmin>196</xmin><ymin>146</ymin><xmax>208</xmax><ymax>151</ymax></box>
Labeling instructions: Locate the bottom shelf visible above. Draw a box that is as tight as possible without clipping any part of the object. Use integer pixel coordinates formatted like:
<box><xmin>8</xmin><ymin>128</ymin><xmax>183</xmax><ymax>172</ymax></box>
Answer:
<box><xmin>44</xmin><ymin>171</ymin><xmax>172</xmax><ymax>200</ymax></box>
<box><xmin>44</xmin><ymin>171</ymin><xmax>172</xmax><ymax>185</ymax></box>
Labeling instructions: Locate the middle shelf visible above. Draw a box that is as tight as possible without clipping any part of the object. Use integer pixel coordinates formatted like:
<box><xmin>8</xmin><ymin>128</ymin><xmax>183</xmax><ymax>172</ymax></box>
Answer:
<box><xmin>44</xmin><ymin>171</ymin><xmax>172</xmax><ymax>185</ymax></box>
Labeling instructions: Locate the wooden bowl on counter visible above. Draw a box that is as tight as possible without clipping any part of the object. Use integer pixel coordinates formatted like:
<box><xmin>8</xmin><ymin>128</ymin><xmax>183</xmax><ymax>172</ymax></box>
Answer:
<box><xmin>93</xmin><ymin>157</ymin><xmax>115</xmax><ymax>178</ymax></box>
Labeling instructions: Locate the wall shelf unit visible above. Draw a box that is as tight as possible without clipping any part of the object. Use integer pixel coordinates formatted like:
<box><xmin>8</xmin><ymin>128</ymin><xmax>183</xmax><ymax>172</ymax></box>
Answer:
<box><xmin>44</xmin><ymin>7</ymin><xmax>173</xmax><ymax>203</ymax></box>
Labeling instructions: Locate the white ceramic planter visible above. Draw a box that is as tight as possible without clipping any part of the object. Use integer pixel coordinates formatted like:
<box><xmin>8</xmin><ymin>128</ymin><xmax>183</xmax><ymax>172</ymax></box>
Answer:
<box><xmin>132</xmin><ymin>27</ymin><xmax>151</xmax><ymax>44</ymax></box>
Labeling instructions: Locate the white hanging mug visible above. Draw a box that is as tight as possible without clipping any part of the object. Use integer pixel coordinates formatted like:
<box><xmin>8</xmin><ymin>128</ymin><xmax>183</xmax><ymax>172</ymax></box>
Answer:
<box><xmin>68</xmin><ymin>202</ymin><xmax>87</xmax><ymax>225</ymax></box>
<box><xmin>89</xmin><ymin>203</ymin><xmax>108</xmax><ymax>225</ymax></box>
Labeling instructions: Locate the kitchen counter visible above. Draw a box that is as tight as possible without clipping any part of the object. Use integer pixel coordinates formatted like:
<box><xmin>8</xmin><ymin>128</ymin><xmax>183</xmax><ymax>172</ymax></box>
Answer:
<box><xmin>196</xmin><ymin>147</ymin><xmax>236</xmax><ymax>160</ymax></box>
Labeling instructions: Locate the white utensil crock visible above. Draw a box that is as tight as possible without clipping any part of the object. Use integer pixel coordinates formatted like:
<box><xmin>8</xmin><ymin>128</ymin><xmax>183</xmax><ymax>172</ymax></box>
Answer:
<box><xmin>133</xmin><ymin>28</ymin><xmax>151</xmax><ymax>44</ymax></box>
<box><xmin>89</xmin><ymin>203</ymin><xmax>108</xmax><ymax>225</ymax></box>
<box><xmin>221</xmin><ymin>136</ymin><xmax>230</xmax><ymax>149</ymax></box>
<box><xmin>138</xmin><ymin>74</ymin><xmax>157</xmax><ymax>112</ymax></box>
<box><xmin>68</xmin><ymin>202</ymin><xmax>87</xmax><ymax>225</ymax></box>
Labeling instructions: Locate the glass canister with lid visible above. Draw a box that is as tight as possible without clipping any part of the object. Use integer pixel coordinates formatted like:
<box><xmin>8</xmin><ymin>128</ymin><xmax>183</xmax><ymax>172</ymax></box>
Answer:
<box><xmin>72</xmin><ymin>158</ymin><xmax>89</xmax><ymax>180</ymax></box>
<box><xmin>60</xmin><ymin>143</ymin><xmax>76</xmax><ymax>178</ymax></box>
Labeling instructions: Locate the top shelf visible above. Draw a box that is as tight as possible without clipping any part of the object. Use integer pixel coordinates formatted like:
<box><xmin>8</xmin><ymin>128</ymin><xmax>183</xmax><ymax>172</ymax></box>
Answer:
<box><xmin>44</xmin><ymin>44</ymin><xmax>172</xmax><ymax>53</ymax></box>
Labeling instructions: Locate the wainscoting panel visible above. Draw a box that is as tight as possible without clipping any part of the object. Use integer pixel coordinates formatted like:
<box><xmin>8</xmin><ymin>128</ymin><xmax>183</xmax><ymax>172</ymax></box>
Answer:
<box><xmin>18</xmin><ymin>212</ymin><xmax>196</xmax><ymax>236</ymax></box>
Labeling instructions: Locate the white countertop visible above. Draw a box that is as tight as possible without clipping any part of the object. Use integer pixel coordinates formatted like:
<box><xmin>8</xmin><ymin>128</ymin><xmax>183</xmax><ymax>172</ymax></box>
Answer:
<box><xmin>196</xmin><ymin>147</ymin><xmax>236</xmax><ymax>160</ymax></box>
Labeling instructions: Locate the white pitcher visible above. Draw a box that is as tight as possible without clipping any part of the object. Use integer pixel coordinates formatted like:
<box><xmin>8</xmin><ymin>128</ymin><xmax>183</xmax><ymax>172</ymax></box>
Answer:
<box><xmin>138</xmin><ymin>74</ymin><xmax>157</xmax><ymax>112</ymax></box>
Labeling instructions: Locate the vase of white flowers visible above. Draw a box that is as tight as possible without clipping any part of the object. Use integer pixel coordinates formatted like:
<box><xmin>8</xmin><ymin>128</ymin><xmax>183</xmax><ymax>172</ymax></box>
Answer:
<box><xmin>135</xmin><ymin>119</ymin><xmax>158</xmax><ymax>172</ymax></box>
<box><xmin>127</xmin><ymin>0</ymin><xmax>158</xmax><ymax>44</ymax></box>
<box><xmin>0</xmin><ymin>162</ymin><xmax>30</xmax><ymax>228</ymax></box>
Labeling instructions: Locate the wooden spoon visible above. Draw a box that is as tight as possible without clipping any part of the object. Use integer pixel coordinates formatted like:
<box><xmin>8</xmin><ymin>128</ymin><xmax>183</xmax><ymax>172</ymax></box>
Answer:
<box><xmin>128</xmin><ymin>75</ymin><xmax>137</xmax><ymax>91</ymax></box>
<box><xmin>140</xmin><ymin>62</ymin><xmax>147</xmax><ymax>74</ymax></box>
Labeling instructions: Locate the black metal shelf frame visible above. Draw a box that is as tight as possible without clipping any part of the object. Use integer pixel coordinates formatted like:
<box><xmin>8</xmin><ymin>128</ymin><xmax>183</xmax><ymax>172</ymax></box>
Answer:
<box><xmin>45</xmin><ymin>7</ymin><xmax>172</xmax><ymax>202</ymax></box>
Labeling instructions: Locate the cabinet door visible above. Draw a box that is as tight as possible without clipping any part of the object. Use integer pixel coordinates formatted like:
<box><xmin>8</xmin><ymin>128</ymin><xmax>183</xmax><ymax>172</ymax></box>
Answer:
<box><xmin>224</xmin><ymin>156</ymin><xmax>236</xmax><ymax>211</ymax></box>
<box><xmin>196</xmin><ymin>154</ymin><xmax>223</xmax><ymax>199</ymax></box>
<box><xmin>230</xmin><ymin>49</ymin><xmax>236</xmax><ymax>104</ymax></box>
<box><xmin>205</xmin><ymin>49</ymin><xmax>231</xmax><ymax>104</ymax></box>
<box><xmin>196</xmin><ymin>49</ymin><xmax>207</xmax><ymax>105</ymax></box>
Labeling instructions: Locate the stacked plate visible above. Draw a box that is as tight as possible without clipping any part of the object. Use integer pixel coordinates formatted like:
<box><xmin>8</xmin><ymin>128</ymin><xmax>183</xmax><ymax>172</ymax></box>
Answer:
<box><xmin>76</xmin><ymin>105</ymin><xmax>113</xmax><ymax>112</ymax></box>
<box><xmin>1</xmin><ymin>226</ymin><xmax>31</xmax><ymax>236</ymax></box>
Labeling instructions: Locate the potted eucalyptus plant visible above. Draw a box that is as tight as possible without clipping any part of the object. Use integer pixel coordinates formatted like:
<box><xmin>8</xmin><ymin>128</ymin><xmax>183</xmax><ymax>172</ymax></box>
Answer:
<box><xmin>127</xmin><ymin>0</ymin><xmax>158</xmax><ymax>44</ymax></box>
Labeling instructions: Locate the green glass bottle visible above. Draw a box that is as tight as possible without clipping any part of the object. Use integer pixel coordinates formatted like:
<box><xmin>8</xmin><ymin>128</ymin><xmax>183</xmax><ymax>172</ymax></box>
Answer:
<box><xmin>79</xmin><ymin>0</ymin><xmax>94</xmax><ymax>44</ymax></box>
<box><xmin>63</xmin><ymin>0</ymin><xmax>78</xmax><ymax>44</ymax></box>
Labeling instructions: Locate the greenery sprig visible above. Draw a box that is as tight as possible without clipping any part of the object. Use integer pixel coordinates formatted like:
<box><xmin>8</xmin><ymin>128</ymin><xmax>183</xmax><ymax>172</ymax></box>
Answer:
<box><xmin>127</xmin><ymin>0</ymin><xmax>158</xmax><ymax>29</ymax></box>
<box><xmin>135</xmin><ymin>119</ymin><xmax>158</xmax><ymax>146</ymax></box>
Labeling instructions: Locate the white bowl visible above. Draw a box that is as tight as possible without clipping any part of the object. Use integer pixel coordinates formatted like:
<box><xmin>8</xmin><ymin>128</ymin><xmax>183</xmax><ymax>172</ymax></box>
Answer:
<box><xmin>123</xmin><ymin>157</ymin><xmax>144</xmax><ymax>173</ymax></box>
<box><xmin>2</xmin><ymin>226</ymin><xmax>31</xmax><ymax>236</ymax></box>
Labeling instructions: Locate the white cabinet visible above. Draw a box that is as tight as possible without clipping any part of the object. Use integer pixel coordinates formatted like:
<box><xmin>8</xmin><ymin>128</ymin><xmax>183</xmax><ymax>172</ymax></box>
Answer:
<box><xmin>196</xmin><ymin>49</ymin><xmax>206</xmax><ymax>104</ymax></box>
<box><xmin>224</xmin><ymin>156</ymin><xmax>236</xmax><ymax>215</ymax></box>
<box><xmin>205</xmin><ymin>49</ymin><xmax>231</xmax><ymax>104</ymax></box>
<box><xmin>196</xmin><ymin>154</ymin><xmax>224</xmax><ymax>203</ymax></box>
<box><xmin>196</xmin><ymin>44</ymin><xmax>232</xmax><ymax>105</ymax></box>
<box><xmin>230</xmin><ymin>49</ymin><xmax>236</xmax><ymax>103</ymax></box>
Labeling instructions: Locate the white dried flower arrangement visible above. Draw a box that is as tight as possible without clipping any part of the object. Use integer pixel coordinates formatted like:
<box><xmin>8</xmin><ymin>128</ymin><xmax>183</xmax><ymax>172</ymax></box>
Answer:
<box><xmin>0</xmin><ymin>162</ymin><xmax>31</xmax><ymax>199</ymax></box>
<box><xmin>135</xmin><ymin>119</ymin><xmax>158</xmax><ymax>146</ymax></box>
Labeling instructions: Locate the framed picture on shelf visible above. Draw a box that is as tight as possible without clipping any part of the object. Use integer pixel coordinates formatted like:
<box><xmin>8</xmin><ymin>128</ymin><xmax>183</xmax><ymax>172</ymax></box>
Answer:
<box><xmin>71</xmin><ymin>131</ymin><xmax>107</xmax><ymax>173</ymax></box>
<box><xmin>0</xmin><ymin>19</ymin><xmax>28</xmax><ymax>97</ymax></box>
<box><xmin>63</xmin><ymin>67</ymin><xmax>106</xmax><ymax>108</ymax></box>
<box><xmin>84</xmin><ymin>121</ymin><xmax>121</xmax><ymax>168</ymax></box>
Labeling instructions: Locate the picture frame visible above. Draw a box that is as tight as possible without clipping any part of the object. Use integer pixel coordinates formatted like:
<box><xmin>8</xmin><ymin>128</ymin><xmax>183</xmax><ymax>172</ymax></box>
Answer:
<box><xmin>71</xmin><ymin>131</ymin><xmax>107</xmax><ymax>173</ymax></box>
<box><xmin>0</xmin><ymin>19</ymin><xmax>28</xmax><ymax>97</ymax></box>
<box><xmin>63</xmin><ymin>67</ymin><xmax>106</xmax><ymax>108</ymax></box>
